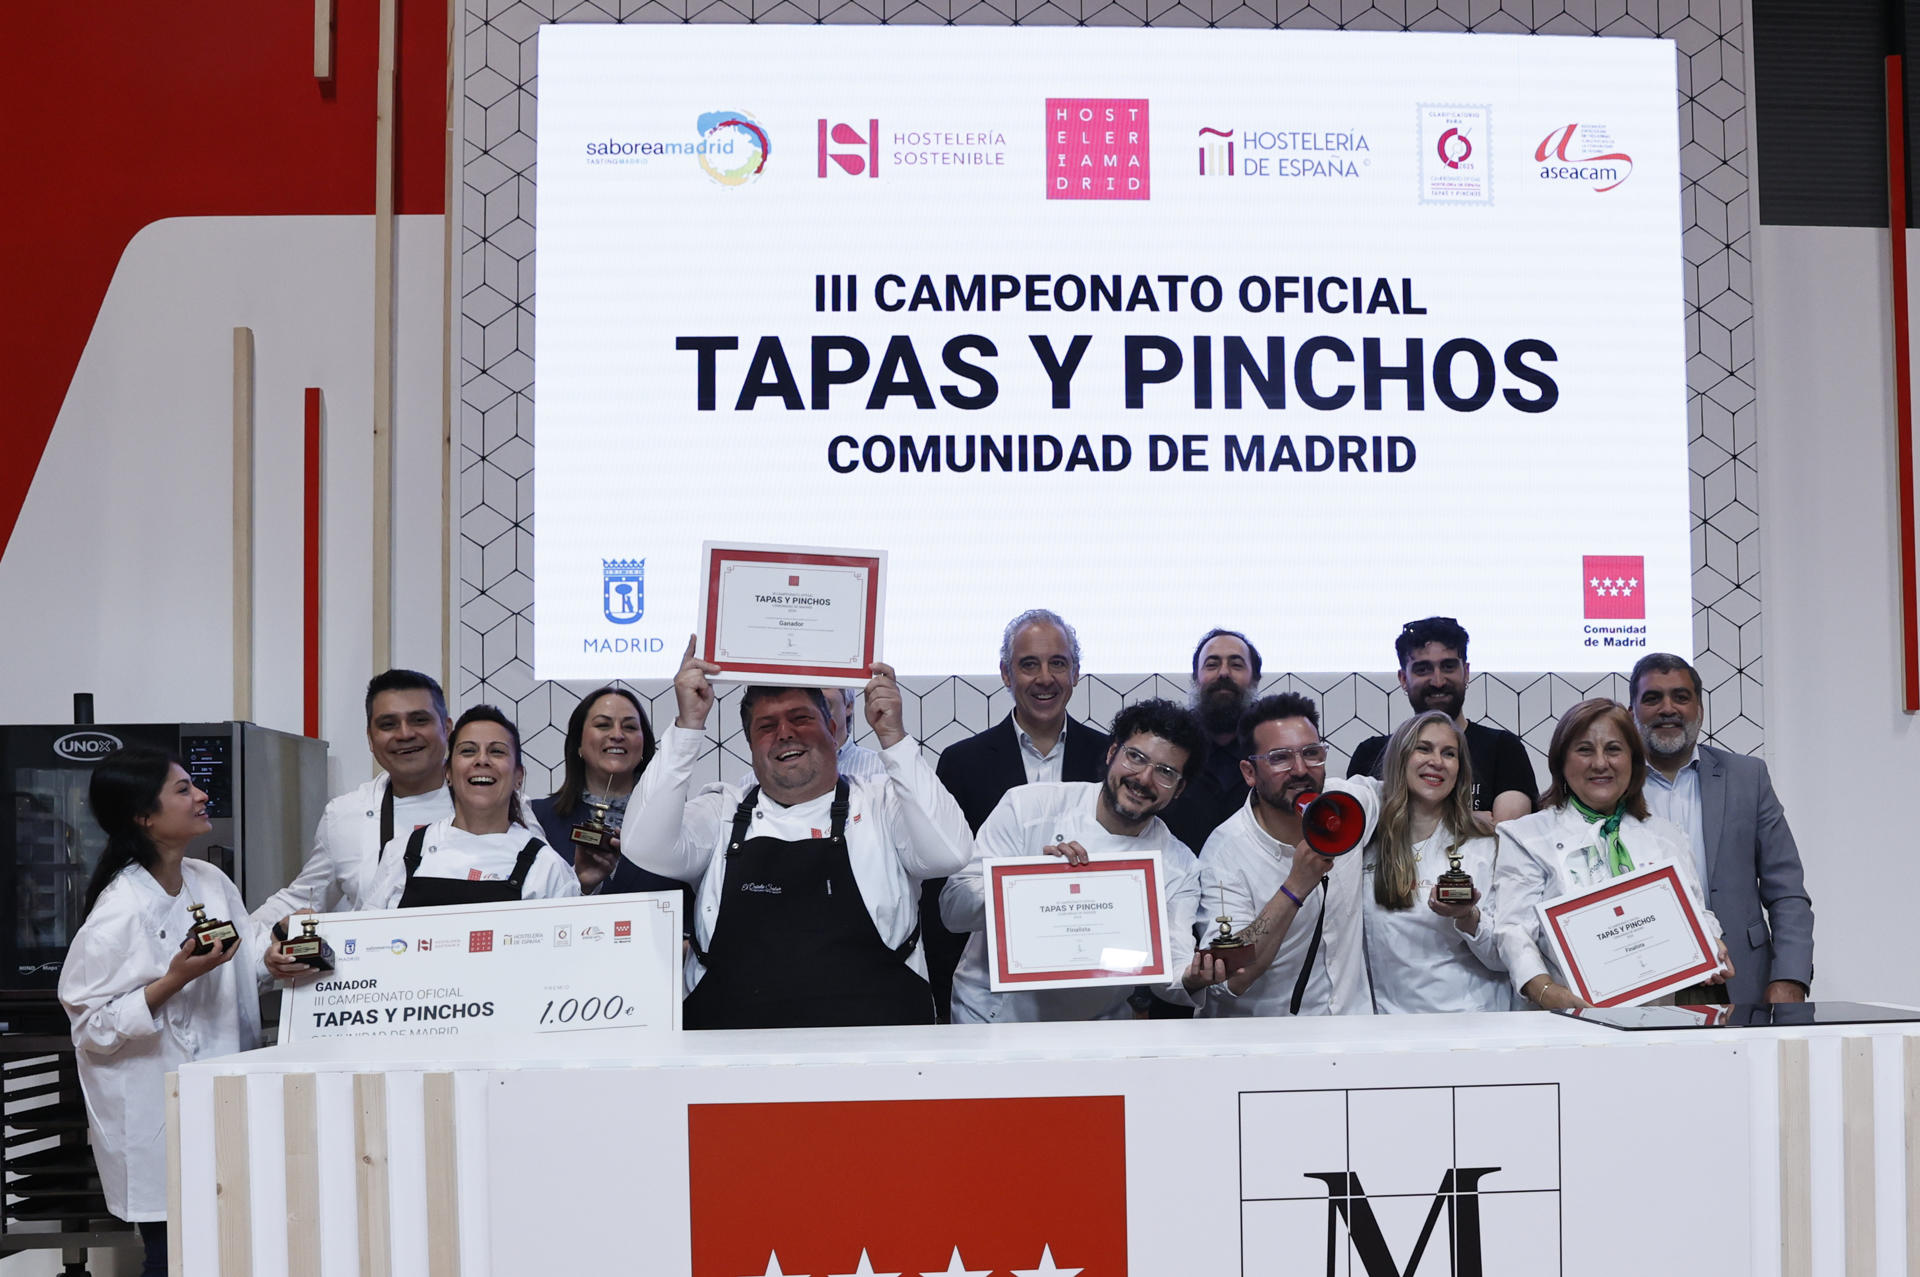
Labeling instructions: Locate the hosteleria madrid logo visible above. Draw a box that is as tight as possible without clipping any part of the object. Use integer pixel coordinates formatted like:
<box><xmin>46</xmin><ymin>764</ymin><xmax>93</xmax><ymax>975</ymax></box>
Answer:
<box><xmin>1047</xmin><ymin>98</ymin><xmax>1150</xmax><ymax>200</ymax></box>
<box><xmin>689</xmin><ymin>1097</ymin><xmax>1125</xmax><ymax>1275</ymax></box>
<box><xmin>1240</xmin><ymin>1084</ymin><xmax>1562</xmax><ymax>1276</ymax></box>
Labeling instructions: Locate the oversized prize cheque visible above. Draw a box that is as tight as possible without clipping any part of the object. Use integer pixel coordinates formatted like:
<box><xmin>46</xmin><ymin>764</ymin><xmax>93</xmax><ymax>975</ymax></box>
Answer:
<box><xmin>279</xmin><ymin>893</ymin><xmax>683</xmax><ymax>1043</ymax></box>
<box><xmin>983</xmin><ymin>852</ymin><xmax>1170</xmax><ymax>993</ymax></box>
<box><xmin>1536</xmin><ymin>863</ymin><xmax>1720</xmax><ymax>1008</ymax></box>
<box><xmin>697</xmin><ymin>540</ymin><xmax>885</xmax><ymax>688</ymax></box>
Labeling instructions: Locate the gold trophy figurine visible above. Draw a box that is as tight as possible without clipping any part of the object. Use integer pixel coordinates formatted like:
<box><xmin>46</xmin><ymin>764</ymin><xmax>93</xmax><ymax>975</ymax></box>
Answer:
<box><xmin>187</xmin><ymin>902</ymin><xmax>240</xmax><ymax>956</ymax></box>
<box><xmin>572</xmin><ymin>794</ymin><xmax>616</xmax><ymax>850</ymax></box>
<box><xmin>1435</xmin><ymin>847</ymin><xmax>1476</xmax><ymax>905</ymax></box>
<box><xmin>280</xmin><ymin>916</ymin><xmax>336</xmax><ymax>972</ymax></box>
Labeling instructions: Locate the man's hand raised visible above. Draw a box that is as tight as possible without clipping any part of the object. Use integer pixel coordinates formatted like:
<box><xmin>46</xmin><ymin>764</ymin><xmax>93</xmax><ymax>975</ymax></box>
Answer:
<box><xmin>673</xmin><ymin>635</ymin><xmax>723</xmax><ymax>731</ymax></box>
<box><xmin>864</xmin><ymin>662</ymin><xmax>907</xmax><ymax>749</ymax></box>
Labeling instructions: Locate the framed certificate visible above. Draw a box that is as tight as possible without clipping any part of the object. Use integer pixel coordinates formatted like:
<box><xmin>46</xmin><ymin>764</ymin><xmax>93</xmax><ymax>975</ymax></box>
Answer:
<box><xmin>983</xmin><ymin>852</ymin><xmax>1169</xmax><ymax>992</ymax></box>
<box><xmin>1536</xmin><ymin>863</ymin><xmax>1720</xmax><ymax>1007</ymax></box>
<box><xmin>696</xmin><ymin>541</ymin><xmax>885</xmax><ymax>687</ymax></box>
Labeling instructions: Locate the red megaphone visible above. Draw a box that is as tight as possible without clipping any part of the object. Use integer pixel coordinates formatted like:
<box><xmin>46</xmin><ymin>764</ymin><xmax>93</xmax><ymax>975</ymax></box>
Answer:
<box><xmin>1293</xmin><ymin>789</ymin><xmax>1367</xmax><ymax>856</ymax></box>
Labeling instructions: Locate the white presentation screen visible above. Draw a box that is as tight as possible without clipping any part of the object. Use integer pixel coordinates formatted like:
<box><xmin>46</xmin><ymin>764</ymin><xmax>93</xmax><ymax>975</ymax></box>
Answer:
<box><xmin>532</xmin><ymin>25</ymin><xmax>1688</xmax><ymax>679</ymax></box>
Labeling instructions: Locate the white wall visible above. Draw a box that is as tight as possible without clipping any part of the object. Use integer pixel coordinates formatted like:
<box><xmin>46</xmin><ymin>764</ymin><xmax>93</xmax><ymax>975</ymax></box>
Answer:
<box><xmin>1755</xmin><ymin>223</ymin><xmax>1920</xmax><ymax>1007</ymax></box>
<box><xmin>0</xmin><ymin>214</ymin><xmax>448</xmax><ymax>790</ymax></box>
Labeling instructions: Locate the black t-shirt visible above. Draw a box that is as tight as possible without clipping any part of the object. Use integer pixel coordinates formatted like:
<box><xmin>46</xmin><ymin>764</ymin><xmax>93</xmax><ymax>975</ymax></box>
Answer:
<box><xmin>1160</xmin><ymin>741</ymin><xmax>1248</xmax><ymax>854</ymax></box>
<box><xmin>1345</xmin><ymin>720</ymin><xmax>1540</xmax><ymax>812</ymax></box>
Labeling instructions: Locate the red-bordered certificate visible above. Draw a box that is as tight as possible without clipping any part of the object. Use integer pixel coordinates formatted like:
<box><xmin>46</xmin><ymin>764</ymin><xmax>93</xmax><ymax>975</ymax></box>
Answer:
<box><xmin>1536</xmin><ymin>862</ymin><xmax>1719</xmax><ymax>1007</ymax></box>
<box><xmin>983</xmin><ymin>853</ymin><xmax>1169</xmax><ymax>993</ymax></box>
<box><xmin>696</xmin><ymin>541</ymin><xmax>885</xmax><ymax>687</ymax></box>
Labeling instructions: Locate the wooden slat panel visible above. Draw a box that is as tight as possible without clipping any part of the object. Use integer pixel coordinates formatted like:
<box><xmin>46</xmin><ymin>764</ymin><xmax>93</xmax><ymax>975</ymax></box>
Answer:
<box><xmin>371</xmin><ymin>0</ymin><xmax>397</xmax><ymax>675</ymax></box>
<box><xmin>231</xmin><ymin>327</ymin><xmax>254</xmax><ymax>720</ymax></box>
<box><xmin>285</xmin><ymin>1074</ymin><xmax>321</xmax><ymax>1277</ymax></box>
<box><xmin>1841</xmin><ymin>1037</ymin><xmax>1875</xmax><ymax>1277</ymax></box>
<box><xmin>1906</xmin><ymin>1037</ymin><xmax>1920</xmax><ymax>1277</ymax></box>
<box><xmin>167</xmin><ymin>1072</ymin><xmax>183</xmax><ymax>1277</ymax></box>
<box><xmin>313</xmin><ymin>0</ymin><xmax>333</xmax><ymax>80</ymax></box>
<box><xmin>355</xmin><ymin>1073</ymin><xmax>391</xmax><ymax>1277</ymax></box>
<box><xmin>423</xmin><ymin>1072</ymin><xmax>461</xmax><ymax>1277</ymax></box>
<box><xmin>1779</xmin><ymin>1038</ymin><xmax>1812</xmax><ymax>1277</ymax></box>
<box><xmin>214</xmin><ymin>1074</ymin><xmax>253</xmax><ymax>1276</ymax></box>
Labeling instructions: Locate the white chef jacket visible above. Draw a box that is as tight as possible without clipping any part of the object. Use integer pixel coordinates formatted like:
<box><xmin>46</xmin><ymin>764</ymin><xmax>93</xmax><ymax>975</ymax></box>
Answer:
<box><xmin>1195</xmin><ymin>778</ymin><xmax>1379</xmax><ymax>1018</ymax></box>
<box><xmin>624</xmin><ymin>724</ymin><xmax>973</xmax><ymax>991</ymax></box>
<box><xmin>251</xmin><ymin>777</ymin><xmax>452</xmax><ymax>926</ymax></box>
<box><xmin>1492</xmin><ymin>804</ymin><xmax>1723</xmax><ymax>999</ymax></box>
<box><xmin>58</xmin><ymin>860</ymin><xmax>269</xmax><ymax>1221</ymax></box>
<box><xmin>941</xmin><ymin>782</ymin><xmax>1202</xmax><ymax>1023</ymax></box>
<box><xmin>1360</xmin><ymin>829</ymin><xmax>1509</xmax><ymax>1014</ymax></box>
<box><xmin>361</xmin><ymin>818</ymin><xmax>580</xmax><ymax>910</ymax></box>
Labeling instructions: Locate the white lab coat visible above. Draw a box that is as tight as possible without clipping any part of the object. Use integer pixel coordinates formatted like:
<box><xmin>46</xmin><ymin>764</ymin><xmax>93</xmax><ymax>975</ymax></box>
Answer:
<box><xmin>1493</xmin><ymin>804</ymin><xmax>1723</xmax><ymax>1001</ymax></box>
<box><xmin>250</xmin><ymin>777</ymin><xmax>453</xmax><ymax>926</ymax></box>
<box><xmin>1360</xmin><ymin>829</ymin><xmax>1510</xmax><ymax>1014</ymax></box>
<box><xmin>941</xmin><ymin>781</ymin><xmax>1202</xmax><ymax>1023</ymax></box>
<box><xmin>58</xmin><ymin>860</ymin><xmax>269</xmax><ymax>1221</ymax></box>
<box><xmin>361</xmin><ymin>818</ymin><xmax>581</xmax><ymax>911</ymax></box>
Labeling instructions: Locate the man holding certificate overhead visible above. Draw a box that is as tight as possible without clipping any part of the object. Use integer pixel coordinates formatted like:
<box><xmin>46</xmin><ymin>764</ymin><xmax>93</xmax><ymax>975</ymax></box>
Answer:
<box><xmin>1492</xmin><ymin>698</ymin><xmax>1731</xmax><ymax>1010</ymax></box>
<box><xmin>622</xmin><ymin>638</ymin><xmax>973</xmax><ymax>1029</ymax></box>
<box><xmin>941</xmin><ymin>699</ymin><xmax>1216</xmax><ymax>1024</ymax></box>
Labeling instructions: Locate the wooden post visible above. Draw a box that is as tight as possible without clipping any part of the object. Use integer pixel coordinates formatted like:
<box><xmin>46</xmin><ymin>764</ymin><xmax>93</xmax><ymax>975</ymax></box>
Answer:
<box><xmin>232</xmin><ymin>328</ymin><xmax>254</xmax><ymax>720</ymax></box>
<box><xmin>372</xmin><ymin>0</ymin><xmax>398</xmax><ymax>681</ymax></box>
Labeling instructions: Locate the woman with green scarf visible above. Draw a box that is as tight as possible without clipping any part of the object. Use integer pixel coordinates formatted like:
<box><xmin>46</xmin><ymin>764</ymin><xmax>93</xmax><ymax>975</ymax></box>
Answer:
<box><xmin>1491</xmin><ymin>697</ymin><xmax>1729</xmax><ymax>1010</ymax></box>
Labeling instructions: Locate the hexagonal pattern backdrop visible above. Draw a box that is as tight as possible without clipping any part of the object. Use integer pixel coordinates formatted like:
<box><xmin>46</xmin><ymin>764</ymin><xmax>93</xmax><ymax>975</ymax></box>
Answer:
<box><xmin>458</xmin><ymin>0</ymin><xmax>1759</xmax><ymax>794</ymax></box>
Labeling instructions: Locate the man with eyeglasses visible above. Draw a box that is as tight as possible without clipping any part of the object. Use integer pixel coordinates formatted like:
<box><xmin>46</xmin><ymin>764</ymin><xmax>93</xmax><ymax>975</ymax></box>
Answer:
<box><xmin>1196</xmin><ymin>693</ymin><xmax>1379</xmax><ymax>1018</ymax></box>
<box><xmin>1161</xmin><ymin>627</ymin><xmax>1264</xmax><ymax>855</ymax></box>
<box><xmin>1346</xmin><ymin>616</ymin><xmax>1537</xmax><ymax>823</ymax></box>
<box><xmin>941</xmin><ymin>698</ymin><xmax>1222</xmax><ymax>1023</ymax></box>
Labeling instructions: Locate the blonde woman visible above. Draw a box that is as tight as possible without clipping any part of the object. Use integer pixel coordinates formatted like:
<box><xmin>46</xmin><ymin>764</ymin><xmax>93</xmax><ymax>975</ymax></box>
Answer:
<box><xmin>1361</xmin><ymin>711</ymin><xmax>1510</xmax><ymax>1013</ymax></box>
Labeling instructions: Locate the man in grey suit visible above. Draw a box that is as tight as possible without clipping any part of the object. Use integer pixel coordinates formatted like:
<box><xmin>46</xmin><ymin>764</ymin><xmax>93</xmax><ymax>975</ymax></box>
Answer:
<box><xmin>1630</xmin><ymin>653</ymin><xmax>1814</xmax><ymax>1004</ymax></box>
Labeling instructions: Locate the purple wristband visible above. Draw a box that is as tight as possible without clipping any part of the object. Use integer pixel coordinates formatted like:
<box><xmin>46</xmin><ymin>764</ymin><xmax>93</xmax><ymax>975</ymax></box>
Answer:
<box><xmin>1279</xmin><ymin>884</ymin><xmax>1304</xmax><ymax>909</ymax></box>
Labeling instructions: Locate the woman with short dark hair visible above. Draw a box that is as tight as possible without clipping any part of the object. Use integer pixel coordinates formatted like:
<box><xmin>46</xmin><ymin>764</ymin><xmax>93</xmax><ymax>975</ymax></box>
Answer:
<box><xmin>1492</xmin><ymin>698</ymin><xmax>1729</xmax><ymax>1010</ymax></box>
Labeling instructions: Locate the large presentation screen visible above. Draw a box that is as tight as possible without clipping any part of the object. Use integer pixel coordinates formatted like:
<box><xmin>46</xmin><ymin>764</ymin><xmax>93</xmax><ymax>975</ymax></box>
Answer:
<box><xmin>532</xmin><ymin>26</ymin><xmax>1688</xmax><ymax>679</ymax></box>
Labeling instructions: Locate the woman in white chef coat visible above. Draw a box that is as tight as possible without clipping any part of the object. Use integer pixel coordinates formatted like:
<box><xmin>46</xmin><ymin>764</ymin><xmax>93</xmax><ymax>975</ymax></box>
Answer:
<box><xmin>1361</xmin><ymin>711</ymin><xmax>1510</xmax><ymax>1013</ymax></box>
<box><xmin>363</xmin><ymin>705</ymin><xmax>580</xmax><ymax>909</ymax></box>
<box><xmin>58</xmin><ymin>746</ymin><xmax>313</xmax><ymax>1277</ymax></box>
<box><xmin>1493</xmin><ymin>697</ymin><xmax>1729</xmax><ymax>1009</ymax></box>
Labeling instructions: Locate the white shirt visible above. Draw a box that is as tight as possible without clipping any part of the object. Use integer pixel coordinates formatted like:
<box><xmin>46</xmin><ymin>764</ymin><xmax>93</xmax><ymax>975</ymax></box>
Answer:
<box><xmin>1014</xmin><ymin>716</ymin><xmax>1067</xmax><ymax>786</ymax></box>
<box><xmin>1492</xmin><ymin>804</ymin><xmax>1723</xmax><ymax>998</ymax></box>
<box><xmin>1195</xmin><ymin>778</ymin><xmax>1379</xmax><ymax>1018</ymax></box>
<box><xmin>624</xmin><ymin>724</ymin><xmax>973</xmax><ymax>991</ymax></box>
<box><xmin>1642</xmin><ymin>752</ymin><xmax>1709</xmax><ymax>891</ymax></box>
<box><xmin>251</xmin><ymin>777</ymin><xmax>452</xmax><ymax>926</ymax></box>
<box><xmin>58</xmin><ymin>861</ymin><xmax>269</xmax><ymax>1221</ymax></box>
<box><xmin>941</xmin><ymin>782</ymin><xmax>1201</xmax><ymax>1023</ymax></box>
<box><xmin>1360</xmin><ymin>829</ymin><xmax>1509</xmax><ymax>1014</ymax></box>
<box><xmin>362</xmin><ymin>818</ymin><xmax>580</xmax><ymax>911</ymax></box>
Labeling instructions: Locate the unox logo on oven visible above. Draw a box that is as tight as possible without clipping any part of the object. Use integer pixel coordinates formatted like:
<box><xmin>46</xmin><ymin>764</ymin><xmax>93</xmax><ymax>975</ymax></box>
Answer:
<box><xmin>1047</xmin><ymin>98</ymin><xmax>1149</xmax><ymax>200</ymax></box>
<box><xmin>53</xmin><ymin>731</ymin><xmax>123</xmax><ymax>761</ymax></box>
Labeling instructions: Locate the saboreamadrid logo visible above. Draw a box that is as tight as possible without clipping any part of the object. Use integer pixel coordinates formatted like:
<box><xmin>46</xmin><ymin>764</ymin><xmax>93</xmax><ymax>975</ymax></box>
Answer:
<box><xmin>1239</xmin><ymin>1085</ymin><xmax>1561</xmax><ymax>1276</ymax></box>
<box><xmin>583</xmin><ymin>109</ymin><xmax>769</xmax><ymax>186</ymax></box>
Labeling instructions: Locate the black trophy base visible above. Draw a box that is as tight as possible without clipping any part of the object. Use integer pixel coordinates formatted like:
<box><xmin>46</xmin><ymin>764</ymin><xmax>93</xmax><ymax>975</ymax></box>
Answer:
<box><xmin>189</xmin><ymin>920</ymin><xmax>240</xmax><ymax>956</ymax></box>
<box><xmin>282</xmin><ymin>938</ymin><xmax>335</xmax><ymax>972</ymax></box>
<box><xmin>1435</xmin><ymin>877</ymin><xmax>1475</xmax><ymax>904</ymax></box>
<box><xmin>571</xmin><ymin>824</ymin><xmax>610</xmax><ymax>849</ymax></box>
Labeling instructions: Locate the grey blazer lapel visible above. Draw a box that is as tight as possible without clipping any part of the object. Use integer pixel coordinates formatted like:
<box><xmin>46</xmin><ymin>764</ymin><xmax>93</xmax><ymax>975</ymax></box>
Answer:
<box><xmin>1697</xmin><ymin>745</ymin><xmax>1730</xmax><ymax>884</ymax></box>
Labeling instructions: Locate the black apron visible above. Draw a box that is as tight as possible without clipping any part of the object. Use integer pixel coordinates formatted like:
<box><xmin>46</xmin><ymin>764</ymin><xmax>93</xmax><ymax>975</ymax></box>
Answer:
<box><xmin>682</xmin><ymin>779</ymin><xmax>933</xmax><ymax>1030</ymax></box>
<box><xmin>396</xmin><ymin>826</ymin><xmax>543</xmax><ymax>909</ymax></box>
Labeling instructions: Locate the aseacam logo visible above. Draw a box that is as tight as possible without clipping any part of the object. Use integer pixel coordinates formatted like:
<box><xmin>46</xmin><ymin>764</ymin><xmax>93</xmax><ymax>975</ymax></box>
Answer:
<box><xmin>1535</xmin><ymin>123</ymin><xmax>1633</xmax><ymax>192</ymax></box>
<box><xmin>53</xmin><ymin>731</ymin><xmax>123</xmax><ymax>761</ymax></box>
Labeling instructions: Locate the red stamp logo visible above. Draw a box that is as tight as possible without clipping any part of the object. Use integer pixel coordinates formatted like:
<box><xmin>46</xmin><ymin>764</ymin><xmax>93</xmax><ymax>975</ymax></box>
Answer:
<box><xmin>614</xmin><ymin>920</ymin><xmax>632</xmax><ymax>940</ymax></box>
<box><xmin>1583</xmin><ymin>555</ymin><xmax>1645</xmax><ymax>620</ymax></box>
<box><xmin>1047</xmin><ymin>98</ymin><xmax>1149</xmax><ymax>200</ymax></box>
<box><xmin>468</xmin><ymin>930</ymin><xmax>494</xmax><ymax>953</ymax></box>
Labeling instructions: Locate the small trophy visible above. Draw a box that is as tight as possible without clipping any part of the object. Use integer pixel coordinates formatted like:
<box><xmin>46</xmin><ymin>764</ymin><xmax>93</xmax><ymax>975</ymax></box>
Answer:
<box><xmin>1435</xmin><ymin>847</ymin><xmax>1476</xmax><ymax>904</ymax></box>
<box><xmin>572</xmin><ymin>794</ymin><xmax>616</xmax><ymax>850</ymax></box>
<box><xmin>1205</xmin><ymin>914</ymin><xmax>1254</xmax><ymax>966</ymax></box>
<box><xmin>187</xmin><ymin>902</ymin><xmax>240</xmax><ymax>956</ymax></box>
<box><xmin>279</xmin><ymin>916</ymin><xmax>336</xmax><ymax>972</ymax></box>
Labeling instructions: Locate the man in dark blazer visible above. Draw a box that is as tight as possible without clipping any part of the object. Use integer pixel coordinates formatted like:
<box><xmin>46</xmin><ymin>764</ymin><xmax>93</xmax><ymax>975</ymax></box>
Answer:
<box><xmin>925</xmin><ymin>609</ymin><xmax>1110</xmax><ymax>1018</ymax></box>
<box><xmin>1630</xmin><ymin>653</ymin><xmax>1815</xmax><ymax>1005</ymax></box>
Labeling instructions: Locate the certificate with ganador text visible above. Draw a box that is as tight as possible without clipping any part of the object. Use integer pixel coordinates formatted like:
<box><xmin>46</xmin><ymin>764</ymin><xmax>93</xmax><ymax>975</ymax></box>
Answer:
<box><xmin>278</xmin><ymin>893</ymin><xmax>683</xmax><ymax>1044</ymax></box>
<box><xmin>697</xmin><ymin>541</ymin><xmax>885</xmax><ymax>688</ymax></box>
<box><xmin>1537</xmin><ymin>863</ymin><xmax>1719</xmax><ymax>1007</ymax></box>
<box><xmin>984</xmin><ymin>853</ymin><xmax>1169</xmax><ymax>992</ymax></box>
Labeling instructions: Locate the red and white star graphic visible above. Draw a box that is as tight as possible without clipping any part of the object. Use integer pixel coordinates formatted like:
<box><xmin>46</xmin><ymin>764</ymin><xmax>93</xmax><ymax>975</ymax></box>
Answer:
<box><xmin>830</xmin><ymin>1252</ymin><xmax>899</xmax><ymax>1277</ymax></box>
<box><xmin>744</xmin><ymin>1254</ymin><xmax>801</xmax><ymax>1277</ymax></box>
<box><xmin>1582</xmin><ymin>555</ymin><xmax>1646</xmax><ymax>620</ymax></box>
<box><xmin>920</xmin><ymin>1249</ymin><xmax>991</xmax><ymax>1277</ymax></box>
<box><xmin>1012</xmin><ymin>1246</ymin><xmax>1083</xmax><ymax>1277</ymax></box>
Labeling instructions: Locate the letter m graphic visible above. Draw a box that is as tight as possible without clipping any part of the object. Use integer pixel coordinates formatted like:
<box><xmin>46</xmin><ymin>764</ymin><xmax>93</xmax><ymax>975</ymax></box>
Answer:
<box><xmin>1305</xmin><ymin>1167</ymin><xmax>1500</xmax><ymax>1277</ymax></box>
